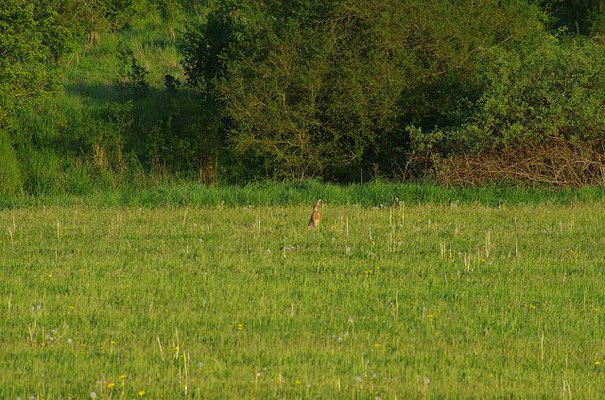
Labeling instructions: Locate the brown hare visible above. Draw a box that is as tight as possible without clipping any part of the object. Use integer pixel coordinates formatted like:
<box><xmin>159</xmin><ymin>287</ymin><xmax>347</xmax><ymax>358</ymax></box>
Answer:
<box><xmin>307</xmin><ymin>199</ymin><xmax>321</xmax><ymax>230</ymax></box>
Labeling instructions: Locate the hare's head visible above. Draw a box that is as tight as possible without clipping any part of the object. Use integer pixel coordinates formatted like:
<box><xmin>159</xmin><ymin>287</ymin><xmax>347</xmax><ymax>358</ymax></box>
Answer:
<box><xmin>313</xmin><ymin>199</ymin><xmax>322</xmax><ymax>211</ymax></box>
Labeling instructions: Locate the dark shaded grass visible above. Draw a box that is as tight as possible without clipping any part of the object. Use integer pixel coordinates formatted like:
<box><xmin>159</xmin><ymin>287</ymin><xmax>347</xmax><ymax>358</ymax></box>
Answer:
<box><xmin>1</xmin><ymin>181</ymin><xmax>604</xmax><ymax>209</ymax></box>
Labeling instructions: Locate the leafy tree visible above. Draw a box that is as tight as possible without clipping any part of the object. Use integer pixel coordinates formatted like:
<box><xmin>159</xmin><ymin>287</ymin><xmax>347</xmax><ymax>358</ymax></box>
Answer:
<box><xmin>116</xmin><ymin>48</ymin><xmax>150</xmax><ymax>95</ymax></box>
<box><xmin>540</xmin><ymin>0</ymin><xmax>605</xmax><ymax>36</ymax></box>
<box><xmin>0</xmin><ymin>0</ymin><xmax>51</xmax><ymax>128</ymax></box>
<box><xmin>0</xmin><ymin>0</ymin><xmax>53</xmax><ymax>194</ymax></box>
<box><xmin>181</xmin><ymin>0</ymin><xmax>547</xmax><ymax>179</ymax></box>
<box><xmin>422</xmin><ymin>36</ymin><xmax>605</xmax><ymax>153</ymax></box>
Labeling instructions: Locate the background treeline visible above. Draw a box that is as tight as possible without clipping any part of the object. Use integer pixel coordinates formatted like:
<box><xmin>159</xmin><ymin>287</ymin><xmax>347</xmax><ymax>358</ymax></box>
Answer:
<box><xmin>1</xmin><ymin>0</ymin><xmax>604</xmax><ymax>196</ymax></box>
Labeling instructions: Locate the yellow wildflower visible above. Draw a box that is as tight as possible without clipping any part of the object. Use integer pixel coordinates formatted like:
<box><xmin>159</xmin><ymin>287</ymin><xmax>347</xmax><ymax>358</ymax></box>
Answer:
<box><xmin>107</xmin><ymin>382</ymin><xmax>115</xmax><ymax>390</ymax></box>
<box><xmin>138</xmin><ymin>389</ymin><xmax>146</xmax><ymax>397</ymax></box>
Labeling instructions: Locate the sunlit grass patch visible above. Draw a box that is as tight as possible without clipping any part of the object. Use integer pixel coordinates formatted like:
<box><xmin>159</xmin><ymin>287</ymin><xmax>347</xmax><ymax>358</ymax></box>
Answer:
<box><xmin>0</xmin><ymin>203</ymin><xmax>604</xmax><ymax>398</ymax></box>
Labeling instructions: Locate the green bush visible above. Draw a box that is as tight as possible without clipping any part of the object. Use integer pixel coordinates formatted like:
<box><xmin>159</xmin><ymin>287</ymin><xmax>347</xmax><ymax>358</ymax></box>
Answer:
<box><xmin>540</xmin><ymin>0</ymin><xmax>605</xmax><ymax>36</ymax></box>
<box><xmin>0</xmin><ymin>0</ymin><xmax>51</xmax><ymax>130</ymax></box>
<box><xmin>180</xmin><ymin>0</ymin><xmax>547</xmax><ymax>180</ymax></box>
<box><xmin>129</xmin><ymin>93</ymin><xmax>224</xmax><ymax>181</ymax></box>
<box><xmin>414</xmin><ymin>36</ymin><xmax>605</xmax><ymax>155</ymax></box>
<box><xmin>116</xmin><ymin>48</ymin><xmax>150</xmax><ymax>94</ymax></box>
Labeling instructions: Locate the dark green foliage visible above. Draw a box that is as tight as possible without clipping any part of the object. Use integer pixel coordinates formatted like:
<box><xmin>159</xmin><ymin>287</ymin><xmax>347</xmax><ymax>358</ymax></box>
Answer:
<box><xmin>164</xmin><ymin>74</ymin><xmax>182</xmax><ymax>92</ymax></box>
<box><xmin>181</xmin><ymin>0</ymin><xmax>548</xmax><ymax>179</ymax></box>
<box><xmin>0</xmin><ymin>0</ymin><xmax>55</xmax><ymax>194</ymax></box>
<box><xmin>131</xmin><ymin>94</ymin><xmax>223</xmax><ymax>180</ymax></box>
<box><xmin>0</xmin><ymin>0</ymin><xmax>51</xmax><ymax>128</ymax></box>
<box><xmin>180</xmin><ymin>1</ymin><xmax>238</xmax><ymax>91</ymax></box>
<box><xmin>540</xmin><ymin>0</ymin><xmax>605</xmax><ymax>36</ymax></box>
<box><xmin>413</xmin><ymin>36</ymin><xmax>605</xmax><ymax>154</ymax></box>
<box><xmin>32</xmin><ymin>2</ymin><xmax>80</xmax><ymax>61</ymax></box>
<box><xmin>116</xmin><ymin>48</ymin><xmax>150</xmax><ymax>94</ymax></box>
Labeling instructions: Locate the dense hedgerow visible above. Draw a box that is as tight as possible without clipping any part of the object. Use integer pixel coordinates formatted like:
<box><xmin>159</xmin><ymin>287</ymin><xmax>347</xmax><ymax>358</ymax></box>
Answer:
<box><xmin>409</xmin><ymin>35</ymin><xmax>605</xmax><ymax>185</ymax></box>
<box><xmin>415</xmin><ymin>36</ymin><xmax>605</xmax><ymax>153</ymax></box>
<box><xmin>1</xmin><ymin>0</ymin><xmax>604</xmax><ymax>195</ymax></box>
<box><xmin>180</xmin><ymin>0</ymin><xmax>604</xmax><ymax>182</ymax></box>
<box><xmin>0</xmin><ymin>0</ymin><xmax>52</xmax><ymax>195</ymax></box>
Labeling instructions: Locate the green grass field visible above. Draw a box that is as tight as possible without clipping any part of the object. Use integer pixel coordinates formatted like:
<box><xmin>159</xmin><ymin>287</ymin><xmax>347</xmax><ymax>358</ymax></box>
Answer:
<box><xmin>1</xmin><ymin>200</ymin><xmax>604</xmax><ymax>398</ymax></box>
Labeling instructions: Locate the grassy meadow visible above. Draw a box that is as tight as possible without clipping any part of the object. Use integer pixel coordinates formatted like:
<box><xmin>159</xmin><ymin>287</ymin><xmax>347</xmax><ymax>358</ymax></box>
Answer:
<box><xmin>1</xmin><ymin>198</ymin><xmax>605</xmax><ymax>398</ymax></box>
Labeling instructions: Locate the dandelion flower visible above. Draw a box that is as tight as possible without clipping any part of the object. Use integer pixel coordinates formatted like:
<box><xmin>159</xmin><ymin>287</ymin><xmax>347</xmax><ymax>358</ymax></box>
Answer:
<box><xmin>138</xmin><ymin>390</ymin><xmax>146</xmax><ymax>397</ymax></box>
<box><xmin>119</xmin><ymin>374</ymin><xmax>127</xmax><ymax>380</ymax></box>
<box><xmin>236</xmin><ymin>323</ymin><xmax>243</xmax><ymax>331</ymax></box>
<box><xmin>595</xmin><ymin>360</ymin><xmax>602</xmax><ymax>366</ymax></box>
<box><xmin>107</xmin><ymin>382</ymin><xmax>115</xmax><ymax>390</ymax></box>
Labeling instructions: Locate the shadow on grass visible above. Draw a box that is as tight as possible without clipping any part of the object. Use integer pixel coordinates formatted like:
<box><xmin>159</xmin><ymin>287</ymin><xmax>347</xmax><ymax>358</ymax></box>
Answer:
<box><xmin>64</xmin><ymin>82</ymin><xmax>175</xmax><ymax>105</ymax></box>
